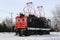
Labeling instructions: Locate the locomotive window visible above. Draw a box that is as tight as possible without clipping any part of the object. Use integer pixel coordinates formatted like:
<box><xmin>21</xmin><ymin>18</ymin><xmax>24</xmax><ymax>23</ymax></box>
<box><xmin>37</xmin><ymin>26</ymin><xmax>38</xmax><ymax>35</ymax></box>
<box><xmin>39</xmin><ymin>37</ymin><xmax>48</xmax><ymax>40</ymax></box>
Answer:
<box><xmin>16</xmin><ymin>19</ymin><xmax>18</xmax><ymax>22</ymax></box>
<box><xmin>30</xmin><ymin>19</ymin><xmax>32</xmax><ymax>22</ymax></box>
<box><xmin>20</xmin><ymin>18</ymin><xmax>22</xmax><ymax>22</ymax></box>
<box><xmin>24</xmin><ymin>18</ymin><xmax>27</xmax><ymax>22</ymax></box>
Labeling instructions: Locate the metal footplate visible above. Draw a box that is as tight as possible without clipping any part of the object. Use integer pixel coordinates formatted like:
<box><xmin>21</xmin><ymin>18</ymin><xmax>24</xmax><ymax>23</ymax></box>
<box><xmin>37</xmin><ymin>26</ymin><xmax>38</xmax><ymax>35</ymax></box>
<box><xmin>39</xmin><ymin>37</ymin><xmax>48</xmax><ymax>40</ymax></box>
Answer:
<box><xmin>28</xmin><ymin>28</ymin><xmax>50</xmax><ymax>30</ymax></box>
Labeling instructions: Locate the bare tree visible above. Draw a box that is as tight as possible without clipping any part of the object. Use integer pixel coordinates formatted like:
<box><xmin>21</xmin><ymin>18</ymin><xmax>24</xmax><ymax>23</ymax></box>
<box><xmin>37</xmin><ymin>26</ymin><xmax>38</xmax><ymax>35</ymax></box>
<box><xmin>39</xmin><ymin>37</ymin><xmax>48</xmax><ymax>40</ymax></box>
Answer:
<box><xmin>52</xmin><ymin>5</ymin><xmax>60</xmax><ymax>31</ymax></box>
<box><xmin>2</xmin><ymin>17</ymin><xmax>14</xmax><ymax>32</ymax></box>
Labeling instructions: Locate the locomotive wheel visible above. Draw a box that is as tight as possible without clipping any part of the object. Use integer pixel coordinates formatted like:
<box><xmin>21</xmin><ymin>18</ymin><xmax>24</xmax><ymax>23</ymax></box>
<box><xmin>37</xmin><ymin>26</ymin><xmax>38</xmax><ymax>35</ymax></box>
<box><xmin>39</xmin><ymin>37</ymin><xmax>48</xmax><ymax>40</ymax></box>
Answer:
<box><xmin>42</xmin><ymin>30</ymin><xmax>50</xmax><ymax>35</ymax></box>
<box><xmin>24</xmin><ymin>29</ymin><xmax>30</xmax><ymax>36</ymax></box>
<box><xmin>19</xmin><ymin>29</ymin><xmax>24</xmax><ymax>36</ymax></box>
<box><xmin>39</xmin><ymin>30</ymin><xmax>43</xmax><ymax>35</ymax></box>
<box><xmin>19</xmin><ymin>32</ymin><xmax>22</xmax><ymax>36</ymax></box>
<box><xmin>15</xmin><ymin>31</ymin><xmax>18</xmax><ymax>35</ymax></box>
<box><xmin>46</xmin><ymin>31</ymin><xmax>50</xmax><ymax>34</ymax></box>
<box><xmin>24</xmin><ymin>31</ymin><xmax>30</xmax><ymax>36</ymax></box>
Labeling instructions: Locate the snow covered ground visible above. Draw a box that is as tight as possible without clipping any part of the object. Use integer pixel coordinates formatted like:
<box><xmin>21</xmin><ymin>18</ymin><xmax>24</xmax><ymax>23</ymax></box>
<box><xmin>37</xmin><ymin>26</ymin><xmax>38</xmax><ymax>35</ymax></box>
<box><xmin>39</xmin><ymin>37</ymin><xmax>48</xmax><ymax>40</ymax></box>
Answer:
<box><xmin>0</xmin><ymin>32</ymin><xmax>60</xmax><ymax>40</ymax></box>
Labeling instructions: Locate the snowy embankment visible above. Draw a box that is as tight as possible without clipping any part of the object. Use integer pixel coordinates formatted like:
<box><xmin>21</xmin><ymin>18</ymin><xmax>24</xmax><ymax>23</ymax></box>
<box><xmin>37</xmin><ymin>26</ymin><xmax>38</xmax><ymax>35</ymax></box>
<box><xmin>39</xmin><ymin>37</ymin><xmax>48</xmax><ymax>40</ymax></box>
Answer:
<box><xmin>0</xmin><ymin>32</ymin><xmax>60</xmax><ymax>40</ymax></box>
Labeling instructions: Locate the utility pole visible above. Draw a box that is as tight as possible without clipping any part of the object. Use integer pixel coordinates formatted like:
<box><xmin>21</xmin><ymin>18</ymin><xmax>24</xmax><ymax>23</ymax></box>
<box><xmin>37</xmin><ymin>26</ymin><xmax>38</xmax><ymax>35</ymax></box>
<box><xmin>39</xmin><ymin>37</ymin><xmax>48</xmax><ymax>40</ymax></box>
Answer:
<box><xmin>11</xmin><ymin>13</ymin><xmax>12</xmax><ymax>23</ymax></box>
<box><xmin>10</xmin><ymin>12</ymin><xmax>13</xmax><ymax>32</ymax></box>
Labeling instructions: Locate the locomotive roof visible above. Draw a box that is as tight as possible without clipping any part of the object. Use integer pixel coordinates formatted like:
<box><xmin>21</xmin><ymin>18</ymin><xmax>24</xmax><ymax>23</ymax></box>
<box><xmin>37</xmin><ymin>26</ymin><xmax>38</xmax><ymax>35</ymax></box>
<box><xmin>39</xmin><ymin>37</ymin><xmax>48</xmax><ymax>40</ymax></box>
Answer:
<box><xmin>16</xmin><ymin>15</ymin><xmax>27</xmax><ymax>19</ymax></box>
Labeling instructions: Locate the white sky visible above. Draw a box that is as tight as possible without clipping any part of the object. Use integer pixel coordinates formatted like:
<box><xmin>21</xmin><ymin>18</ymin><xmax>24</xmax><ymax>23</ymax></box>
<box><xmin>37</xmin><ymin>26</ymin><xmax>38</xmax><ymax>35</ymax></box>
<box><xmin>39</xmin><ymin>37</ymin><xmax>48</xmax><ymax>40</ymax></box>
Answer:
<box><xmin>0</xmin><ymin>0</ymin><xmax>60</xmax><ymax>23</ymax></box>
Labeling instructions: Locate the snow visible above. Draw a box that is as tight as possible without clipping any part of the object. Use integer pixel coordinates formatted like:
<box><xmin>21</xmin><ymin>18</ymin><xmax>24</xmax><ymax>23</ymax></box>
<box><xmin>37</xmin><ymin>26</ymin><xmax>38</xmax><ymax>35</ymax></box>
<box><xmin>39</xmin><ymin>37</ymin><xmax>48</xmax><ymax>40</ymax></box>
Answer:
<box><xmin>0</xmin><ymin>32</ymin><xmax>60</xmax><ymax>40</ymax></box>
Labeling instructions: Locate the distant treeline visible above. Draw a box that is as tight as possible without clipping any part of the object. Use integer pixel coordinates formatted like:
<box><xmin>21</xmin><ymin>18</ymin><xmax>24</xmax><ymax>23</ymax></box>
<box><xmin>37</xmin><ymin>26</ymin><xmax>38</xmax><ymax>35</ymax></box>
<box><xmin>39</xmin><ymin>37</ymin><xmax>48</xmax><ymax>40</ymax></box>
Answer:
<box><xmin>0</xmin><ymin>22</ymin><xmax>55</xmax><ymax>32</ymax></box>
<box><xmin>0</xmin><ymin>23</ymin><xmax>15</xmax><ymax>32</ymax></box>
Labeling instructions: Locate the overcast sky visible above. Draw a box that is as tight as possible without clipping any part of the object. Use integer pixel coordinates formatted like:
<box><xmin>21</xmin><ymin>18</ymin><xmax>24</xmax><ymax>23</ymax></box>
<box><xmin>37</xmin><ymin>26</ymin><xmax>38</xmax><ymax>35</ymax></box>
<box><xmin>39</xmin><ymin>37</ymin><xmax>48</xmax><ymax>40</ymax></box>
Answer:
<box><xmin>0</xmin><ymin>0</ymin><xmax>60</xmax><ymax>23</ymax></box>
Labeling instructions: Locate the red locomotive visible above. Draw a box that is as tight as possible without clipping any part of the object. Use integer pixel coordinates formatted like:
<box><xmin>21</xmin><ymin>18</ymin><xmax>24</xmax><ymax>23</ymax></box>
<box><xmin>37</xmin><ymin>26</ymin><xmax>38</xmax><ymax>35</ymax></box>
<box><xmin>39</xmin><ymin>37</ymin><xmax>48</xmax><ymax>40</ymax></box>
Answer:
<box><xmin>15</xmin><ymin>13</ymin><xmax>51</xmax><ymax>36</ymax></box>
<box><xmin>15</xmin><ymin>2</ymin><xmax>51</xmax><ymax>36</ymax></box>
